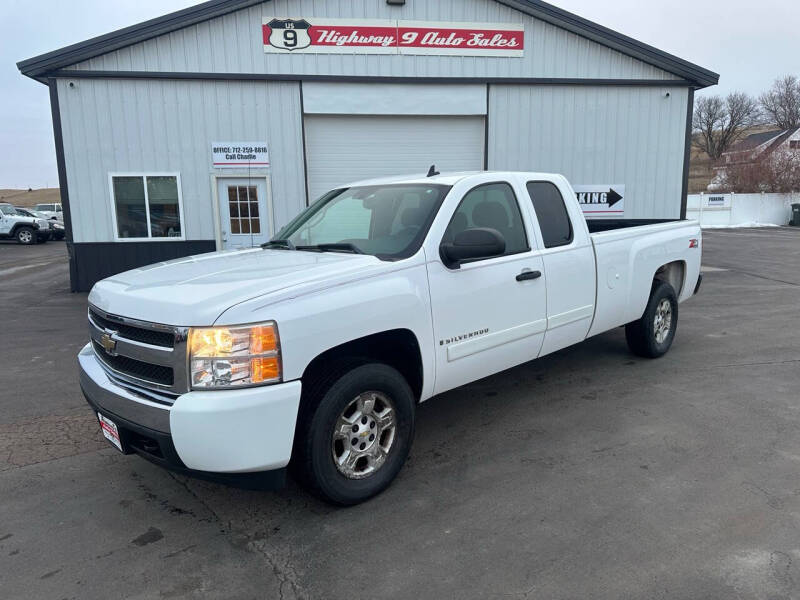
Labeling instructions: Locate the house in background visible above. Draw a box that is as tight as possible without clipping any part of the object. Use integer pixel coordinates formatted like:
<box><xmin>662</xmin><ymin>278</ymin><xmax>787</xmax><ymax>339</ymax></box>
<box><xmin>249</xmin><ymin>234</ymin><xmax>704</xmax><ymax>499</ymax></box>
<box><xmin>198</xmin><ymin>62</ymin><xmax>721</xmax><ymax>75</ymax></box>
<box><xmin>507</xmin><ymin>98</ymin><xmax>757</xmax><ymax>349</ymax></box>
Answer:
<box><xmin>710</xmin><ymin>127</ymin><xmax>800</xmax><ymax>190</ymax></box>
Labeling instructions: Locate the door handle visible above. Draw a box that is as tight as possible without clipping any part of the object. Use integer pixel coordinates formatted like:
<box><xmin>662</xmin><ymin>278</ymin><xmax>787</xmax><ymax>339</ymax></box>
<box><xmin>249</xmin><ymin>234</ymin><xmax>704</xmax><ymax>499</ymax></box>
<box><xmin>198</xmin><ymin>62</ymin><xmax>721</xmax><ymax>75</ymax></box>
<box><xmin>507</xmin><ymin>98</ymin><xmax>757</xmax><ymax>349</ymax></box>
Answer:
<box><xmin>516</xmin><ymin>270</ymin><xmax>542</xmax><ymax>282</ymax></box>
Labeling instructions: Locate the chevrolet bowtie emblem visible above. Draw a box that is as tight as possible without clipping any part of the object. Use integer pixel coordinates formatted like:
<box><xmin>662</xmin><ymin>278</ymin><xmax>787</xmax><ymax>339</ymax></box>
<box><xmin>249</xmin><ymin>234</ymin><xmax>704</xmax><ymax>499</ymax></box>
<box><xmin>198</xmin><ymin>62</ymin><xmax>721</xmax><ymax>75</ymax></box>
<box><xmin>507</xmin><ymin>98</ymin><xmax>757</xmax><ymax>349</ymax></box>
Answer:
<box><xmin>100</xmin><ymin>332</ymin><xmax>118</xmax><ymax>356</ymax></box>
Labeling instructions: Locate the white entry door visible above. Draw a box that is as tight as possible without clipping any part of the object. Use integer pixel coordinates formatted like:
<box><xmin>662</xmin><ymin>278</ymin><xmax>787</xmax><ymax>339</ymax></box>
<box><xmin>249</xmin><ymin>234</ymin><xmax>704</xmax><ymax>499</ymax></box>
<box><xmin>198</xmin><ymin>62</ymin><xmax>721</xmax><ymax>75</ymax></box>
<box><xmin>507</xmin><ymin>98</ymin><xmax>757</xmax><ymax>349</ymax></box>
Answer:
<box><xmin>217</xmin><ymin>178</ymin><xmax>271</xmax><ymax>250</ymax></box>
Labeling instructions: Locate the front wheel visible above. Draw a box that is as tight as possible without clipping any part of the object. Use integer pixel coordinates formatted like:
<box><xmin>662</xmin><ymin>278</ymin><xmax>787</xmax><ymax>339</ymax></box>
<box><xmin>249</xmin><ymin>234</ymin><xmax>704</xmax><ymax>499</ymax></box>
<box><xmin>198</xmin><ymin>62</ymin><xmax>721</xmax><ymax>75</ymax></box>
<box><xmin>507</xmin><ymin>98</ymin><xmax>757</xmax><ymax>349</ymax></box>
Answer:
<box><xmin>16</xmin><ymin>227</ymin><xmax>35</xmax><ymax>245</ymax></box>
<box><xmin>295</xmin><ymin>363</ymin><xmax>415</xmax><ymax>505</ymax></box>
<box><xmin>625</xmin><ymin>280</ymin><xmax>678</xmax><ymax>358</ymax></box>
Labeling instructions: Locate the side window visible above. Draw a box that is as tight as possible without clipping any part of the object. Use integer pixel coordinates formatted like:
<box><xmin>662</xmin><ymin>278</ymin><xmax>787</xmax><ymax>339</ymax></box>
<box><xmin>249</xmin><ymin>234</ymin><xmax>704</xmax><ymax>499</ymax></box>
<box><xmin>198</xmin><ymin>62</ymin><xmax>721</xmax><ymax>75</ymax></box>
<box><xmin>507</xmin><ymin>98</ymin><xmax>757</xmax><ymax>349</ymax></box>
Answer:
<box><xmin>444</xmin><ymin>182</ymin><xmax>528</xmax><ymax>257</ymax></box>
<box><xmin>526</xmin><ymin>182</ymin><xmax>573</xmax><ymax>248</ymax></box>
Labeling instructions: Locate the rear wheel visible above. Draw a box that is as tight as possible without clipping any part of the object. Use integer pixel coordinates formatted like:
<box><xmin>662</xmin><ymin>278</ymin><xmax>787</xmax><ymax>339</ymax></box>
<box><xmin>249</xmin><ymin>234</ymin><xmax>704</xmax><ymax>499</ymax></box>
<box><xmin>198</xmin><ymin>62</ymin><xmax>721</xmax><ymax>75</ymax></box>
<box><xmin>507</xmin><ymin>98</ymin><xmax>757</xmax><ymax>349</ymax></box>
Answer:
<box><xmin>625</xmin><ymin>280</ymin><xmax>678</xmax><ymax>358</ymax></box>
<box><xmin>295</xmin><ymin>363</ymin><xmax>415</xmax><ymax>505</ymax></box>
<box><xmin>16</xmin><ymin>227</ymin><xmax>35</xmax><ymax>245</ymax></box>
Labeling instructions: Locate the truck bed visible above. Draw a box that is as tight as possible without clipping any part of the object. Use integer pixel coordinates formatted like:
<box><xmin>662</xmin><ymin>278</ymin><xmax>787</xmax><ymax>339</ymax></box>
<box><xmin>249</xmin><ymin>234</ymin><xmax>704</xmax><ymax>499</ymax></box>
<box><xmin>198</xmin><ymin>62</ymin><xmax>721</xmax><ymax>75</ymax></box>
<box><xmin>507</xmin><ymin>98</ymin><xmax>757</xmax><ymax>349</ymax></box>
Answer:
<box><xmin>585</xmin><ymin>218</ymin><xmax>683</xmax><ymax>234</ymax></box>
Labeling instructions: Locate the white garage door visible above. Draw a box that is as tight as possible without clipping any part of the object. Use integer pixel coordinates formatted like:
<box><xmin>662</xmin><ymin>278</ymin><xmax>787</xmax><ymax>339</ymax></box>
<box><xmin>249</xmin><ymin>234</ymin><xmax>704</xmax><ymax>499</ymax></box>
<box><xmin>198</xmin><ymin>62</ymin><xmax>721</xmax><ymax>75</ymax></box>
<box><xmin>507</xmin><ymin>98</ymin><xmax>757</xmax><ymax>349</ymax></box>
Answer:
<box><xmin>304</xmin><ymin>115</ymin><xmax>485</xmax><ymax>201</ymax></box>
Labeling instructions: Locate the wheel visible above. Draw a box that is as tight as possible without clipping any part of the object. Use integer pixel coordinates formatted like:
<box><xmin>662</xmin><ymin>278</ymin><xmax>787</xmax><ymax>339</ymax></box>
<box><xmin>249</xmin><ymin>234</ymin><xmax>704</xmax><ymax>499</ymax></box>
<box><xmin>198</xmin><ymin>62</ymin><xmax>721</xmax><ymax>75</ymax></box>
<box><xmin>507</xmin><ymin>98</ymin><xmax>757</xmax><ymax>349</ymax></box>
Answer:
<box><xmin>294</xmin><ymin>363</ymin><xmax>415</xmax><ymax>506</ymax></box>
<box><xmin>16</xmin><ymin>227</ymin><xmax>35</xmax><ymax>245</ymax></box>
<box><xmin>625</xmin><ymin>280</ymin><xmax>679</xmax><ymax>358</ymax></box>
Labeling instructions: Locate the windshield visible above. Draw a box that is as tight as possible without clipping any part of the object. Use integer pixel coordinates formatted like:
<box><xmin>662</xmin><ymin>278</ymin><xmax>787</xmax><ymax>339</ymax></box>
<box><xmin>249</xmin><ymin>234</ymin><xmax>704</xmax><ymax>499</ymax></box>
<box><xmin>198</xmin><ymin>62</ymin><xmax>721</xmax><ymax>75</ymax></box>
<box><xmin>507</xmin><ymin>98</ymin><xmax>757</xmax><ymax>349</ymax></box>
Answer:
<box><xmin>274</xmin><ymin>184</ymin><xmax>451</xmax><ymax>259</ymax></box>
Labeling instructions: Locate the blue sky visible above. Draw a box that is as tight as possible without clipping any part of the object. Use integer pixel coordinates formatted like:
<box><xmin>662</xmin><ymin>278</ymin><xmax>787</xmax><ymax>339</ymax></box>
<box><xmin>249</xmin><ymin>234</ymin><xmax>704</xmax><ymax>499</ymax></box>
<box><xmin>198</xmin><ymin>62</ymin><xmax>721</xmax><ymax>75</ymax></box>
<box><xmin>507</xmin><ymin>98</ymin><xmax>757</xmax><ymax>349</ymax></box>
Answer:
<box><xmin>2</xmin><ymin>0</ymin><xmax>797</xmax><ymax>188</ymax></box>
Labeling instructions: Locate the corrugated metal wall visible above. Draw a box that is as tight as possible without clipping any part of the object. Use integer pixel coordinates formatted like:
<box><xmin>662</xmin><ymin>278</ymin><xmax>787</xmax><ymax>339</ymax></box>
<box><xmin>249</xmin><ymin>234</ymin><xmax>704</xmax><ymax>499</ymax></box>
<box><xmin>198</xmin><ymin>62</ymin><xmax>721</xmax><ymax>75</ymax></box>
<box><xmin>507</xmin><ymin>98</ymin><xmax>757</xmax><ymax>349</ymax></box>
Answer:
<box><xmin>66</xmin><ymin>0</ymin><xmax>679</xmax><ymax>81</ymax></box>
<box><xmin>489</xmin><ymin>85</ymin><xmax>689</xmax><ymax>218</ymax></box>
<box><xmin>57</xmin><ymin>78</ymin><xmax>305</xmax><ymax>243</ymax></box>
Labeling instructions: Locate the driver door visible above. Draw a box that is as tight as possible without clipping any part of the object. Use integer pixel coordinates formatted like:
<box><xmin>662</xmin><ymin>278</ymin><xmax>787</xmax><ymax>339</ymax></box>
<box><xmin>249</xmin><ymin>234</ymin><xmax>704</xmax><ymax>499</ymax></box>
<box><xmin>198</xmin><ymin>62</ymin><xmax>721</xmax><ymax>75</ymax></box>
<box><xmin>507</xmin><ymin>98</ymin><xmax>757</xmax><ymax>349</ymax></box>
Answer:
<box><xmin>426</xmin><ymin>180</ymin><xmax>548</xmax><ymax>395</ymax></box>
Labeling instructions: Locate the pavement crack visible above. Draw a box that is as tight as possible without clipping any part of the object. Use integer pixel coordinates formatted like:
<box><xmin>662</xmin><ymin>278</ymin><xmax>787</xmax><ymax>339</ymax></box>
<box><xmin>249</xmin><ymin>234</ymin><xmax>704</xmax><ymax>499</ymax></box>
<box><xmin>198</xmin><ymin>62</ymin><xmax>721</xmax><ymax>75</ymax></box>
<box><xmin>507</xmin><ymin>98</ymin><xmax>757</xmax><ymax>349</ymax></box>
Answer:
<box><xmin>710</xmin><ymin>358</ymin><xmax>800</xmax><ymax>369</ymax></box>
<box><xmin>166</xmin><ymin>472</ymin><xmax>224</xmax><ymax>526</ymax></box>
<box><xmin>719</xmin><ymin>267</ymin><xmax>800</xmax><ymax>288</ymax></box>
<box><xmin>165</xmin><ymin>473</ymin><xmax>303</xmax><ymax>598</ymax></box>
<box><xmin>248</xmin><ymin>538</ymin><xmax>304</xmax><ymax>600</ymax></box>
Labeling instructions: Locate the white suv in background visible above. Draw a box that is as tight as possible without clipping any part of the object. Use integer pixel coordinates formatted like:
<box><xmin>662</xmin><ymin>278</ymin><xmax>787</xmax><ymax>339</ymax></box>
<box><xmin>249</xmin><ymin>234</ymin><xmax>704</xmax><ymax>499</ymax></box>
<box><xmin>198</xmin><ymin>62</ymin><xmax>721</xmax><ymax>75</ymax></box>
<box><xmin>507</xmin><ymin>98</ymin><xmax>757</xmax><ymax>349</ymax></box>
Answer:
<box><xmin>34</xmin><ymin>203</ymin><xmax>63</xmax><ymax>222</ymax></box>
<box><xmin>0</xmin><ymin>203</ymin><xmax>51</xmax><ymax>244</ymax></box>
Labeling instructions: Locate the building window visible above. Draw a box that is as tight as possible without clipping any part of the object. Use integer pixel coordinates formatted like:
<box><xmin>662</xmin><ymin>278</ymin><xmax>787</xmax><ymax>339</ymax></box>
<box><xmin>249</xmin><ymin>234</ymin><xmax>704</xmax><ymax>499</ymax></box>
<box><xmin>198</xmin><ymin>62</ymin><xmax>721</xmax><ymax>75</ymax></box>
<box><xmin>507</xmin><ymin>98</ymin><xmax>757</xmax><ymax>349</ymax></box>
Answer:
<box><xmin>110</xmin><ymin>174</ymin><xmax>184</xmax><ymax>240</ymax></box>
<box><xmin>228</xmin><ymin>186</ymin><xmax>261</xmax><ymax>235</ymax></box>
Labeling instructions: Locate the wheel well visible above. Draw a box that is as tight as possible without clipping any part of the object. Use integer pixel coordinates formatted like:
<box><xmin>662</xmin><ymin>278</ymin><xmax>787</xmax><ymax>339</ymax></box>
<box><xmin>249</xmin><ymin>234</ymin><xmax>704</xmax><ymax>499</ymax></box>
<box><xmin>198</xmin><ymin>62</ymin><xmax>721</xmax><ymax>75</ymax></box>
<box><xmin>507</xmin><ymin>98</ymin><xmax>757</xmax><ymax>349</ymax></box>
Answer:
<box><xmin>10</xmin><ymin>224</ymin><xmax>32</xmax><ymax>237</ymax></box>
<box><xmin>654</xmin><ymin>261</ymin><xmax>685</xmax><ymax>296</ymax></box>
<box><xmin>300</xmin><ymin>329</ymin><xmax>424</xmax><ymax>402</ymax></box>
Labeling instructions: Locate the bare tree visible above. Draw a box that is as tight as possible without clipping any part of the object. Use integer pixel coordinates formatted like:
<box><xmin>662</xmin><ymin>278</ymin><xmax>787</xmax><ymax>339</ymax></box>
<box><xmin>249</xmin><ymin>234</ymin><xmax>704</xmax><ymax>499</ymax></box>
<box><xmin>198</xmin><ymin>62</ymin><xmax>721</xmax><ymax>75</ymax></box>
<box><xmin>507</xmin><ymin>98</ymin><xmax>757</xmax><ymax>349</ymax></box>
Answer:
<box><xmin>718</xmin><ymin>149</ymin><xmax>800</xmax><ymax>193</ymax></box>
<box><xmin>759</xmin><ymin>75</ymin><xmax>800</xmax><ymax>130</ymax></box>
<box><xmin>692</xmin><ymin>92</ymin><xmax>760</xmax><ymax>161</ymax></box>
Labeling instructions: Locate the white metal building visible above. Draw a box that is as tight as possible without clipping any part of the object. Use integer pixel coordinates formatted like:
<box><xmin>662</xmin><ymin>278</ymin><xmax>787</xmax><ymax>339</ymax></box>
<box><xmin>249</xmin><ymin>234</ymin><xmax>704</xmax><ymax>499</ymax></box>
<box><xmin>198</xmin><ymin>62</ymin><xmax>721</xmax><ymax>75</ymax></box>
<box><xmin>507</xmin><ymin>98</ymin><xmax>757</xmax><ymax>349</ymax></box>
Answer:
<box><xmin>18</xmin><ymin>0</ymin><xmax>718</xmax><ymax>291</ymax></box>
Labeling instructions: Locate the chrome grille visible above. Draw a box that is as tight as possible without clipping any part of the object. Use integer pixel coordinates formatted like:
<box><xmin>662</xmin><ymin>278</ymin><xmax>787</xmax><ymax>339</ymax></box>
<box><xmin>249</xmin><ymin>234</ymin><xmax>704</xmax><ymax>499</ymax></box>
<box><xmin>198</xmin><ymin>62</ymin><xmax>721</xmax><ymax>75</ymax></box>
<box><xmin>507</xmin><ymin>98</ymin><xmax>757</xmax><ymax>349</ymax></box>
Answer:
<box><xmin>91</xmin><ymin>340</ymin><xmax>174</xmax><ymax>386</ymax></box>
<box><xmin>89</xmin><ymin>308</ymin><xmax>174</xmax><ymax>348</ymax></box>
<box><xmin>88</xmin><ymin>305</ymin><xmax>189</xmax><ymax>399</ymax></box>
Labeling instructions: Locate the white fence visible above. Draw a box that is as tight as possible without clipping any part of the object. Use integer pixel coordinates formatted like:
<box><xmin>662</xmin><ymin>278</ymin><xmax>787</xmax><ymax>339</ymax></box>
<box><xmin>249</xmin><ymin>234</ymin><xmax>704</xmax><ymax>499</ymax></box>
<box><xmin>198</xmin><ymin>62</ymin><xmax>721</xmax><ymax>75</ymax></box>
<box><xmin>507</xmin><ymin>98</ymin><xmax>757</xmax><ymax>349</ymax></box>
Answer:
<box><xmin>686</xmin><ymin>192</ymin><xmax>798</xmax><ymax>228</ymax></box>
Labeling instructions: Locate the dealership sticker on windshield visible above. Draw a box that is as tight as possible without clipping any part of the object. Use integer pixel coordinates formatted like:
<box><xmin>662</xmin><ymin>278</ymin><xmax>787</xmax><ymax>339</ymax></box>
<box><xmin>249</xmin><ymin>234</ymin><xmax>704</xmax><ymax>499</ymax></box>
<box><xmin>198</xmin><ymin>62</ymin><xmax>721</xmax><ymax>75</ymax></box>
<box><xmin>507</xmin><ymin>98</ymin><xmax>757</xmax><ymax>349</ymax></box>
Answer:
<box><xmin>263</xmin><ymin>18</ymin><xmax>524</xmax><ymax>57</ymax></box>
<box><xmin>98</xmin><ymin>413</ymin><xmax>123</xmax><ymax>452</ymax></box>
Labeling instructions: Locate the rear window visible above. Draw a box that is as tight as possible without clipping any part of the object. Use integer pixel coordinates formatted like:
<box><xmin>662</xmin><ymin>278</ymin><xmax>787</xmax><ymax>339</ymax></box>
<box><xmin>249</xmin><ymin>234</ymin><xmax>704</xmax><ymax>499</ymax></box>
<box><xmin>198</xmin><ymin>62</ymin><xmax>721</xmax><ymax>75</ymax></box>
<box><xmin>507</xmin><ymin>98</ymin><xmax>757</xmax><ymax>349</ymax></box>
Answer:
<box><xmin>526</xmin><ymin>182</ymin><xmax>573</xmax><ymax>248</ymax></box>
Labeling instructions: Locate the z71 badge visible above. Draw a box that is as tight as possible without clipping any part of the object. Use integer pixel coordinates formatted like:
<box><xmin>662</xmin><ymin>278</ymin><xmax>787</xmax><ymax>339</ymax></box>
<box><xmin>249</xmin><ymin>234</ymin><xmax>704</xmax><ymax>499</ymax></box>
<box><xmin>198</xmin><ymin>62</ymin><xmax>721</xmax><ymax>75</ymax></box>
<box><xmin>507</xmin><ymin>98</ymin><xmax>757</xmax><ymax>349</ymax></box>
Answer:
<box><xmin>265</xmin><ymin>18</ymin><xmax>312</xmax><ymax>51</ymax></box>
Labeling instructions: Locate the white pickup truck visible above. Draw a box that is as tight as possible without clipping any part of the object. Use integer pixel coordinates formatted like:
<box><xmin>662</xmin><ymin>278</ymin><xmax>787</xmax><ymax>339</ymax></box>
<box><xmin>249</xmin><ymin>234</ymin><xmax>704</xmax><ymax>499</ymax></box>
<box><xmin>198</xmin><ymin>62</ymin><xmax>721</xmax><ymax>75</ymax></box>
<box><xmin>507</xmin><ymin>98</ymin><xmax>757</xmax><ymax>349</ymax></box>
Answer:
<box><xmin>80</xmin><ymin>171</ymin><xmax>702</xmax><ymax>505</ymax></box>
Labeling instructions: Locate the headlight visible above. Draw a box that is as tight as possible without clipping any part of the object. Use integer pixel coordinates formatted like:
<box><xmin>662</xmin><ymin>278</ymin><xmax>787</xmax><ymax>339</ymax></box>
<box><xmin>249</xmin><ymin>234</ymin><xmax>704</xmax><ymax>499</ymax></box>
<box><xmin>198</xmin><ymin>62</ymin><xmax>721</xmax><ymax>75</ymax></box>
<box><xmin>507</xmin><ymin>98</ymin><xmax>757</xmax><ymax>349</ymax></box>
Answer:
<box><xmin>189</xmin><ymin>322</ymin><xmax>281</xmax><ymax>389</ymax></box>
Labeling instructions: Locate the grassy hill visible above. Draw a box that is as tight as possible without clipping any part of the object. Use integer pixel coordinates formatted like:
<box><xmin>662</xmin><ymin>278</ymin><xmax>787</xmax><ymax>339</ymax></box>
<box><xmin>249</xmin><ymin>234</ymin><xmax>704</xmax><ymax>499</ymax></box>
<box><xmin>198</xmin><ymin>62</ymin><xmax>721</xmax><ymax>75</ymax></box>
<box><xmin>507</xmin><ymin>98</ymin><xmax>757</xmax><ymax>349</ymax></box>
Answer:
<box><xmin>0</xmin><ymin>188</ymin><xmax>61</xmax><ymax>208</ymax></box>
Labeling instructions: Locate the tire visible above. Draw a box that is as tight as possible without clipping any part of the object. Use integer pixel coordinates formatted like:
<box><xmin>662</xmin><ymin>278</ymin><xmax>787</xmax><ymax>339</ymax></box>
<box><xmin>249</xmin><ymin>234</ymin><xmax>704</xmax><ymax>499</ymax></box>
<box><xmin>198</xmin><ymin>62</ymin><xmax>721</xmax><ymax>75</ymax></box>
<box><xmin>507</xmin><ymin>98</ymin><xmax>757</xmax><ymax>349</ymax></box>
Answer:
<box><xmin>294</xmin><ymin>363</ymin><xmax>415</xmax><ymax>506</ymax></box>
<box><xmin>625</xmin><ymin>280</ymin><xmax>679</xmax><ymax>358</ymax></box>
<box><xmin>15</xmin><ymin>226</ymin><xmax>35</xmax><ymax>245</ymax></box>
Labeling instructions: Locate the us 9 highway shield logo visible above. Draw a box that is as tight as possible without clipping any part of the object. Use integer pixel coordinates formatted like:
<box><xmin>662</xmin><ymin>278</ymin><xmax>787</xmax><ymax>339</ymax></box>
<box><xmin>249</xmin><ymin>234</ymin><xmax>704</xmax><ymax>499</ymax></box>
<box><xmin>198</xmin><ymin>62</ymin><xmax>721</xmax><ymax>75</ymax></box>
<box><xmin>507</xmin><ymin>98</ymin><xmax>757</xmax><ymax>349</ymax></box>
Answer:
<box><xmin>266</xmin><ymin>19</ymin><xmax>312</xmax><ymax>51</ymax></box>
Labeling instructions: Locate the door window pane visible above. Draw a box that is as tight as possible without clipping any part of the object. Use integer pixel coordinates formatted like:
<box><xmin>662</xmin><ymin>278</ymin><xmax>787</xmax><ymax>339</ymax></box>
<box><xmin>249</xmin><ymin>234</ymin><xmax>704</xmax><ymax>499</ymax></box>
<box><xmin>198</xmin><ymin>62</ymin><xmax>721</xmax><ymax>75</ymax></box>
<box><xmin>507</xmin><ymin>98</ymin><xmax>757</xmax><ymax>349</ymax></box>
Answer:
<box><xmin>444</xmin><ymin>182</ymin><xmax>528</xmax><ymax>256</ymax></box>
<box><xmin>526</xmin><ymin>182</ymin><xmax>573</xmax><ymax>248</ymax></box>
<box><xmin>227</xmin><ymin>185</ymin><xmax>262</xmax><ymax>237</ymax></box>
<box><xmin>113</xmin><ymin>177</ymin><xmax>148</xmax><ymax>238</ymax></box>
<box><xmin>147</xmin><ymin>176</ymin><xmax>181</xmax><ymax>238</ymax></box>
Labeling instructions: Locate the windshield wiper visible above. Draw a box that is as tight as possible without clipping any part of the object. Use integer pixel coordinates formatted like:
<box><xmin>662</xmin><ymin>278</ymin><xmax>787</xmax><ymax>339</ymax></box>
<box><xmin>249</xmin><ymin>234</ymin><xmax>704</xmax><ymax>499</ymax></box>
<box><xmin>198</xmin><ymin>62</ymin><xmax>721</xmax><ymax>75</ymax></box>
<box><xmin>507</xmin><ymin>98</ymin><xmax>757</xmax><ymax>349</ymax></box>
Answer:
<box><xmin>296</xmin><ymin>243</ymin><xmax>363</xmax><ymax>255</ymax></box>
<box><xmin>261</xmin><ymin>239</ymin><xmax>296</xmax><ymax>250</ymax></box>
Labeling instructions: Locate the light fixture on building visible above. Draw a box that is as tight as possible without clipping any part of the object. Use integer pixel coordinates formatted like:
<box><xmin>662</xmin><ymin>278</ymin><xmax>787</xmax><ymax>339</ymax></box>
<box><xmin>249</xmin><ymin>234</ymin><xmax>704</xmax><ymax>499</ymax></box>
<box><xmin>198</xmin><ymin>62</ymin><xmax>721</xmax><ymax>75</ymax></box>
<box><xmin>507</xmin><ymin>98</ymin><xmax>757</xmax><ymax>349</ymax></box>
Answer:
<box><xmin>386</xmin><ymin>0</ymin><xmax>406</xmax><ymax>5</ymax></box>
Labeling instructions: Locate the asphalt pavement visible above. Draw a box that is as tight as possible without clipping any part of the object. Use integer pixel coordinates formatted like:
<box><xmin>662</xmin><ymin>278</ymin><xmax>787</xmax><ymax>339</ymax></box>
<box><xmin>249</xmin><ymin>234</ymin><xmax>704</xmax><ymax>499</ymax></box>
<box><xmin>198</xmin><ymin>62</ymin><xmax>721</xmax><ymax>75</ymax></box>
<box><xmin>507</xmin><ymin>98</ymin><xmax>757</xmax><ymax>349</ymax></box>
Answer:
<box><xmin>1</xmin><ymin>228</ymin><xmax>799</xmax><ymax>600</ymax></box>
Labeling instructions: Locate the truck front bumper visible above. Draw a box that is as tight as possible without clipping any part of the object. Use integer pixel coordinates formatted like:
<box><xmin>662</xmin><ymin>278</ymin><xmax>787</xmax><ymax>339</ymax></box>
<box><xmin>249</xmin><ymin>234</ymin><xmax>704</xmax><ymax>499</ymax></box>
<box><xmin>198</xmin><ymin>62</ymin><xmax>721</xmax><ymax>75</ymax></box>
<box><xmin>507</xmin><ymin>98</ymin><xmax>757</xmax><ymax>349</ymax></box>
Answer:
<box><xmin>78</xmin><ymin>343</ymin><xmax>302</xmax><ymax>490</ymax></box>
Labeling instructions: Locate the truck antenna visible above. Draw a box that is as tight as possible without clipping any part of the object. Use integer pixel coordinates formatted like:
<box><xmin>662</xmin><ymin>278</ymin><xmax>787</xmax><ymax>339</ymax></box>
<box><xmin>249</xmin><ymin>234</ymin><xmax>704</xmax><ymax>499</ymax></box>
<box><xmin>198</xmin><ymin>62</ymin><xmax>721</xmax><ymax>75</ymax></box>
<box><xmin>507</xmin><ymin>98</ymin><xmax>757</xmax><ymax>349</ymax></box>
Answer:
<box><xmin>427</xmin><ymin>165</ymin><xmax>440</xmax><ymax>177</ymax></box>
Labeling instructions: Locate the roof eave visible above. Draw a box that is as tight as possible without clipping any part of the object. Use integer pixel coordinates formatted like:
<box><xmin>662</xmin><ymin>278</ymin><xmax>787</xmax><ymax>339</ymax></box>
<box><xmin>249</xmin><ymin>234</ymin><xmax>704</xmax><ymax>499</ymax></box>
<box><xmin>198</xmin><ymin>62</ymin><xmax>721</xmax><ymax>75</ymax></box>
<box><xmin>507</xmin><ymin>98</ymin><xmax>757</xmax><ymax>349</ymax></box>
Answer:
<box><xmin>17</xmin><ymin>0</ymin><xmax>264</xmax><ymax>79</ymax></box>
<box><xmin>496</xmin><ymin>0</ymin><xmax>719</xmax><ymax>88</ymax></box>
<box><xmin>18</xmin><ymin>0</ymin><xmax>719</xmax><ymax>89</ymax></box>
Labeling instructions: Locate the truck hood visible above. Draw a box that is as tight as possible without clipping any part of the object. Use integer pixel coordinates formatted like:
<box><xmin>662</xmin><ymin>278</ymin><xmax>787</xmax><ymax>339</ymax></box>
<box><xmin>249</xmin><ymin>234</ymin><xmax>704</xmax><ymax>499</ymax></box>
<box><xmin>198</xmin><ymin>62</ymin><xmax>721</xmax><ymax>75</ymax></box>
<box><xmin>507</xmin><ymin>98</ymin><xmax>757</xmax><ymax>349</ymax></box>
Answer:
<box><xmin>88</xmin><ymin>248</ymin><xmax>384</xmax><ymax>325</ymax></box>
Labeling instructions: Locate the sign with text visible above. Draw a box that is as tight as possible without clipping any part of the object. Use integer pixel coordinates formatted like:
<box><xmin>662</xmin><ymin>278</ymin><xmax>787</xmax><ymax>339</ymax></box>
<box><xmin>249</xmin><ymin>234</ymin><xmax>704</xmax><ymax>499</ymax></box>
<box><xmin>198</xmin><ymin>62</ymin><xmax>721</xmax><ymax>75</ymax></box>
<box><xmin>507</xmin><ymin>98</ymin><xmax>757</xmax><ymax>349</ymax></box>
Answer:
<box><xmin>263</xmin><ymin>18</ymin><xmax>524</xmax><ymax>56</ymax></box>
<box><xmin>573</xmin><ymin>185</ymin><xmax>625</xmax><ymax>218</ymax></box>
<box><xmin>212</xmin><ymin>143</ymin><xmax>269</xmax><ymax>169</ymax></box>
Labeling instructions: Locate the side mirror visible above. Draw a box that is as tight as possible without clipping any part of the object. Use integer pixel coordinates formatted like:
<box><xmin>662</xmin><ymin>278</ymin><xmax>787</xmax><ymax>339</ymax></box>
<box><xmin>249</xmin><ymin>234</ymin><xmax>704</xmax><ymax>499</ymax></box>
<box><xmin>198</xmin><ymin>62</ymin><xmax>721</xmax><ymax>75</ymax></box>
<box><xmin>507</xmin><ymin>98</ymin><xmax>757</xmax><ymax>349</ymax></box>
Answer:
<box><xmin>440</xmin><ymin>227</ymin><xmax>506</xmax><ymax>269</ymax></box>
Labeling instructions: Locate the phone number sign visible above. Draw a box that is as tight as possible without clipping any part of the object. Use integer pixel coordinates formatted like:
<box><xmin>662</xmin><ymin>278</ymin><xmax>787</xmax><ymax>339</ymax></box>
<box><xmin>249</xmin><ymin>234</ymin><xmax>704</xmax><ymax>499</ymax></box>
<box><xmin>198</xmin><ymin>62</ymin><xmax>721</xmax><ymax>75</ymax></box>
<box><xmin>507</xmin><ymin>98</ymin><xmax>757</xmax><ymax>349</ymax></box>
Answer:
<box><xmin>212</xmin><ymin>142</ymin><xmax>270</xmax><ymax>168</ymax></box>
<box><xmin>263</xmin><ymin>18</ymin><xmax>524</xmax><ymax>57</ymax></box>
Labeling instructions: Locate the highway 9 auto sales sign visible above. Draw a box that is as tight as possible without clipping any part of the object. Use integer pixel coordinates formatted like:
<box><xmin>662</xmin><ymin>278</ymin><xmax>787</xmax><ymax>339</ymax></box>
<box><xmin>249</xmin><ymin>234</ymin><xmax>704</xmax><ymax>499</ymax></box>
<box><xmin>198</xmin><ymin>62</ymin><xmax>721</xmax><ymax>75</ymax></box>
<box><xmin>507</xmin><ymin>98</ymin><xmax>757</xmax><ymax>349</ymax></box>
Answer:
<box><xmin>263</xmin><ymin>18</ymin><xmax>524</xmax><ymax>56</ymax></box>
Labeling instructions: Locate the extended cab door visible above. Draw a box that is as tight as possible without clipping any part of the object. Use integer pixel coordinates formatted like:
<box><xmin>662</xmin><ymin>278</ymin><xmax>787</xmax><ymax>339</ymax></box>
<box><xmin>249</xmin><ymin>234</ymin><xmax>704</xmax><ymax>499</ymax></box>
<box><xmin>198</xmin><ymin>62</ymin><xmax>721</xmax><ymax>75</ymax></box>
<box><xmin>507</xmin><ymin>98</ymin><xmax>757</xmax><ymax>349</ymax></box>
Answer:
<box><xmin>425</xmin><ymin>177</ymin><xmax>548</xmax><ymax>395</ymax></box>
<box><xmin>522</xmin><ymin>177</ymin><xmax>596</xmax><ymax>356</ymax></box>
